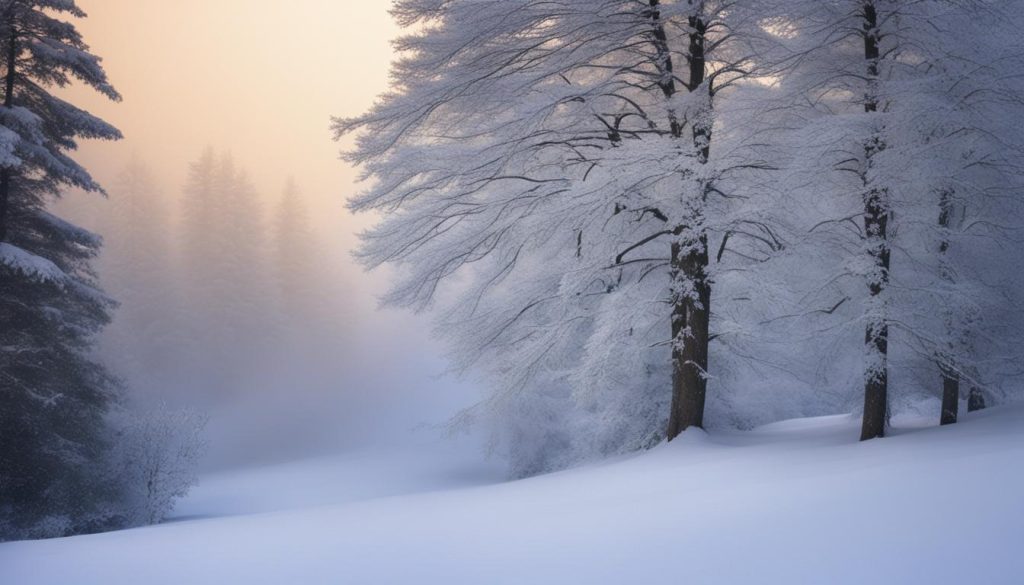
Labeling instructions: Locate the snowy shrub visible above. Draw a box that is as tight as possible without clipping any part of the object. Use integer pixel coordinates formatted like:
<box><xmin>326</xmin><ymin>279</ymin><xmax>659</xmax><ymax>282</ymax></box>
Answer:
<box><xmin>110</xmin><ymin>405</ymin><xmax>206</xmax><ymax>526</ymax></box>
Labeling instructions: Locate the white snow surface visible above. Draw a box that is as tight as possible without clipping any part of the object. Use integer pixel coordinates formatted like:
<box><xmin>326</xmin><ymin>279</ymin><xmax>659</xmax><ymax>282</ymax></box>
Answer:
<box><xmin>3</xmin><ymin>406</ymin><xmax>1023</xmax><ymax>584</ymax></box>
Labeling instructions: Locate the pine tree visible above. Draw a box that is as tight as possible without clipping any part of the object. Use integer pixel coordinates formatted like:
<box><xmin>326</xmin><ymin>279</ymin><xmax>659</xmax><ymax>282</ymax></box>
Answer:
<box><xmin>273</xmin><ymin>178</ymin><xmax>323</xmax><ymax>326</ymax></box>
<box><xmin>178</xmin><ymin>150</ymin><xmax>272</xmax><ymax>403</ymax></box>
<box><xmin>0</xmin><ymin>0</ymin><xmax>123</xmax><ymax>539</ymax></box>
<box><xmin>96</xmin><ymin>158</ymin><xmax>180</xmax><ymax>396</ymax></box>
<box><xmin>218</xmin><ymin>158</ymin><xmax>268</xmax><ymax>341</ymax></box>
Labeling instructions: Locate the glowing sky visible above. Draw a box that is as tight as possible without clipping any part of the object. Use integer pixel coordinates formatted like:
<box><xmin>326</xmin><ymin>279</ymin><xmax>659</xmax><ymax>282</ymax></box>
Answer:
<box><xmin>55</xmin><ymin>2</ymin><xmax>483</xmax><ymax>464</ymax></box>
<box><xmin>67</xmin><ymin>0</ymin><xmax>398</xmax><ymax>232</ymax></box>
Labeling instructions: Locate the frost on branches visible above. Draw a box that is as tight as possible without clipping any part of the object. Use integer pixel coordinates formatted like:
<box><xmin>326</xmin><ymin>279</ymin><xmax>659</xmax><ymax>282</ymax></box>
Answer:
<box><xmin>111</xmin><ymin>405</ymin><xmax>206</xmax><ymax>527</ymax></box>
<box><xmin>338</xmin><ymin>0</ymin><xmax>1024</xmax><ymax>476</ymax></box>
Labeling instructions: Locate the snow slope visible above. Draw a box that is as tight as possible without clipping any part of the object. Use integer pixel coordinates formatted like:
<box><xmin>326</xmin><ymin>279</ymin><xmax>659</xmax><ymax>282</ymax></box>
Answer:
<box><xmin>2</xmin><ymin>406</ymin><xmax>1023</xmax><ymax>584</ymax></box>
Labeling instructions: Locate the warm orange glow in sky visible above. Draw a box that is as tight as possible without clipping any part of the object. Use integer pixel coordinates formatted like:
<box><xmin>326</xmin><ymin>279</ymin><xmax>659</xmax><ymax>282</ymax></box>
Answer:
<box><xmin>55</xmin><ymin>3</ymin><xmax>472</xmax><ymax>459</ymax></box>
<box><xmin>66</xmin><ymin>0</ymin><xmax>398</xmax><ymax>234</ymax></box>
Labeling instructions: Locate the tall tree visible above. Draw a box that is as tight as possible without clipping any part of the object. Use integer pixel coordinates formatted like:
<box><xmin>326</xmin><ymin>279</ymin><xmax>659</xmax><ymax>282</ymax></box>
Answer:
<box><xmin>95</xmin><ymin>158</ymin><xmax>181</xmax><ymax>397</ymax></box>
<box><xmin>857</xmin><ymin>0</ymin><xmax>890</xmax><ymax>440</ymax></box>
<box><xmin>273</xmin><ymin>177</ymin><xmax>323</xmax><ymax>326</ymax></box>
<box><xmin>0</xmin><ymin>0</ymin><xmax>123</xmax><ymax>539</ymax></box>
<box><xmin>775</xmin><ymin>0</ymin><xmax>1024</xmax><ymax>438</ymax></box>
<box><xmin>178</xmin><ymin>149</ymin><xmax>273</xmax><ymax>403</ymax></box>
<box><xmin>337</xmin><ymin>0</ymin><xmax>784</xmax><ymax>473</ymax></box>
<box><xmin>918</xmin><ymin>1</ymin><xmax>1024</xmax><ymax>423</ymax></box>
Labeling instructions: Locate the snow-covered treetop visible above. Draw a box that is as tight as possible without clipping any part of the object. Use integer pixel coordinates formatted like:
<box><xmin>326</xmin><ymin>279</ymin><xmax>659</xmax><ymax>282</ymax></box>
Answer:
<box><xmin>0</xmin><ymin>0</ymin><xmax>121</xmax><ymax>193</ymax></box>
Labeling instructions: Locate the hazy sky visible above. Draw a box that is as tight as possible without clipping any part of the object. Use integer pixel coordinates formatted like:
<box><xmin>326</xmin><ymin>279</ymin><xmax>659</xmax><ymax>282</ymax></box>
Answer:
<box><xmin>59</xmin><ymin>2</ymin><xmax>482</xmax><ymax>465</ymax></box>
<box><xmin>68</xmin><ymin>0</ymin><xmax>397</xmax><ymax>235</ymax></box>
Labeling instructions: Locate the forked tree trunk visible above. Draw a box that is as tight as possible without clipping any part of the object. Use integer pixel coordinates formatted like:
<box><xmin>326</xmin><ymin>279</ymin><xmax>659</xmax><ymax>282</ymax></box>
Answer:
<box><xmin>660</xmin><ymin>5</ymin><xmax>713</xmax><ymax>440</ymax></box>
<box><xmin>860</xmin><ymin>1</ymin><xmax>890</xmax><ymax>441</ymax></box>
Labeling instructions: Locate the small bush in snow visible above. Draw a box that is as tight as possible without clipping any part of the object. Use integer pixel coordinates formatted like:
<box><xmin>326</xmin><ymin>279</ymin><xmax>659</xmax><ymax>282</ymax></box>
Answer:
<box><xmin>111</xmin><ymin>405</ymin><xmax>206</xmax><ymax>526</ymax></box>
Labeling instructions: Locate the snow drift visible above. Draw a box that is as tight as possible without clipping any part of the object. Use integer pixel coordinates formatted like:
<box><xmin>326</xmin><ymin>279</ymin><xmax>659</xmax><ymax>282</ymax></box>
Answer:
<box><xmin>2</xmin><ymin>404</ymin><xmax>1022</xmax><ymax>584</ymax></box>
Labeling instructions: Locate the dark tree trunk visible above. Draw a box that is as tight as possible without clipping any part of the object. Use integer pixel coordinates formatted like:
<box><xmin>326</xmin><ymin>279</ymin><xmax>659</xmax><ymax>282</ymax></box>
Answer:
<box><xmin>937</xmin><ymin>191</ymin><xmax>960</xmax><ymax>426</ymax></box>
<box><xmin>662</xmin><ymin>8</ymin><xmax>713</xmax><ymax>440</ymax></box>
<box><xmin>647</xmin><ymin>0</ymin><xmax>681</xmax><ymax>137</ymax></box>
<box><xmin>940</xmin><ymin>368</ymin><xmax>959</xmax><ymax>425</ymax></box>
<box><xmin>0</xmin><ymin>31</ymin><xmax>17</xmax><ymax>243</ymax></box>
<box><xmin>667</xmin><ymin>234</ymin><xmax>711</xmax><ymax>437</ymax></box>
<box><xmin>967</xmin><ymin>387</ymin><xmax>986</xmax><ymax>412</ymax></box>
<box><xmin>860</xmin><ymin>318</ymin><xmax>889</xmax><ymax>440</ymax></box>
<box><xmin>859</xmin><ymin>1</ymin><xmax>890</xmax><ymax>441</ymax></box>
<box><xmin>0</xmin><ymin>170</ymin><xmax>11</xmax><ymax>242</ymax></box>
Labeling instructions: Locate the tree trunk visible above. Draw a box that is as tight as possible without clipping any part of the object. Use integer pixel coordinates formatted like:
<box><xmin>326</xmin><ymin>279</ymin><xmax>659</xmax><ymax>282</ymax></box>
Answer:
<box><xmin>936</xmin><ymin>191</ymin><xmax>961</xmax><ymax>425</ymax></box>
<box><xmin>0</xmin><ymin>170</ymin><xmax>12</xmax><ymax>242</ymax></box>
<box><xmin>859</xmin><ymin>1</ymin><xmax>889</xmax><ymax>441</ymax></box>
<box><xmin>940</xmin><ymin>367</ymin><xmax>959</xmax><ymax>425</ymax></box>
<box><xmin>667</xmin><ymin>235</ymin><xmax>711</xmax><ymax>438</ymax></box>
<box><xmin>664</xmin><ymin>9</ymin><xmax>712</xmax><ymax>440</ymax></box>
<box><xmin>967</xmin><ymin>387</ymin><xmax>986</xmax><ymax>412</ymax></box>
<box><xmin>861</xmin><ymin>319</ymin><xmax>889</xmax><ymax>440</ymax></box>
<box><xmin>0</xmin><ymin>31</ymin><xmax>17</xmax><ymax>243</ymax></box>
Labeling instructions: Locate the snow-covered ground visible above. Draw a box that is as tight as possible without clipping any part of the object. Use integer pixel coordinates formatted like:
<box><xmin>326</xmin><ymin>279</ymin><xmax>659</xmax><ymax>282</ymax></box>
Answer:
<box><xmin>3</xmin><ymin>405</ymin><xmax>1023</xmax><ymax>584</ymax></box>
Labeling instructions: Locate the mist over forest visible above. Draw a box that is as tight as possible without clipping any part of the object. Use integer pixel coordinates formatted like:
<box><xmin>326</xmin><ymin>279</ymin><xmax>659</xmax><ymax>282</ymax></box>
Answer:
<box><xmin>57</xmin><ymin>152</ymin><xmax>468</xmax><ymax>468</ymax></box>
<box><xmin>3</xmin><ymin>1</ymin><xmax>1024</xmax><ymax>582</ymax></box>
<box><xmin>48</xmin><ymin>1</ymin><xmax>480</xmax><ymax>468</ymax></box>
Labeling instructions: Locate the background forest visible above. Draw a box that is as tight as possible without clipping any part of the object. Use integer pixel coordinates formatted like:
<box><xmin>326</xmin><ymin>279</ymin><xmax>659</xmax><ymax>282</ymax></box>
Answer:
<box><xmin>1</xmin><ymin>3</ymin><xmax>1024</xmax><ymax>581</ymax></box>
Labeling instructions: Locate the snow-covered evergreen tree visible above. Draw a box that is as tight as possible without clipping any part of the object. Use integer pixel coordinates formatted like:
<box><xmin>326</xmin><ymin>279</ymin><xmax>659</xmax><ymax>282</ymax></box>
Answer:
<box><xmin>0</xmin><ymin>0</ymin><xmax>124</xmax><ymax>539</ymax></box>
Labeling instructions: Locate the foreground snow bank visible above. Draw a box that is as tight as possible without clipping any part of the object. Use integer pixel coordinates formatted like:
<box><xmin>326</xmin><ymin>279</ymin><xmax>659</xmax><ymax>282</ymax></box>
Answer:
<box><xmin>3</xmin><ymin>406</ymin><xmax>1023</xmax><ymax>584</ymax></box>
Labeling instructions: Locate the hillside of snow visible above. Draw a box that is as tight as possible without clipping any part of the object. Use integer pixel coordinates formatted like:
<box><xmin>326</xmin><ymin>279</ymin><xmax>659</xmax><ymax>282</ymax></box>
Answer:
<box><xmin>2</xmin><ymin>405</ymin><xmax>1023</xmax><ymax>585</ymax></box>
